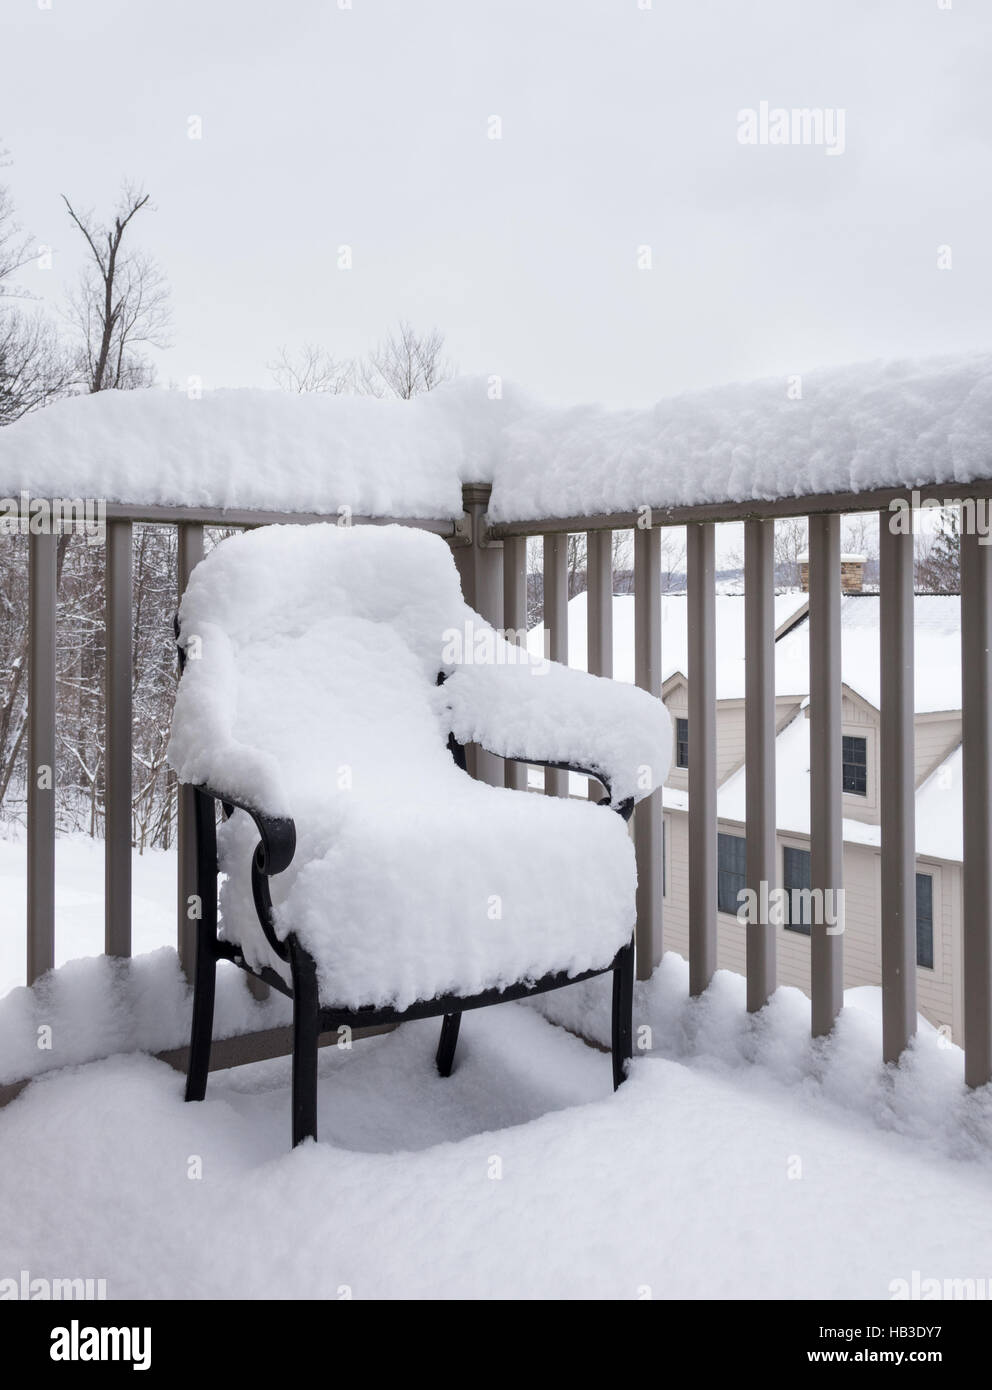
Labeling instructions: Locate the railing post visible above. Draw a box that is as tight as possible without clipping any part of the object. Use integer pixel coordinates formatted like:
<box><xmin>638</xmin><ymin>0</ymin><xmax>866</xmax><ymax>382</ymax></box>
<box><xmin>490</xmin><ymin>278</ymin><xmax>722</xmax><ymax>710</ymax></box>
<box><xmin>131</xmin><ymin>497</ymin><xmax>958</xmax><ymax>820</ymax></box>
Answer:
<box><xmin>808</xmin><ymin>513</ymin><xmax>844</xmax><ymax>1036</ymax></box>
<box><xmin>587</xmin><ymin>530</ymin><xmax>614</xmax><ymax>801</ymax></box>
<box><xmin>502</xmin><ymin>534</ymin><xmax>528</xmax><ymax>793</ymax></box>
<box><xmin>687</xmin><ymin>521</ymin><xmax>717</xmax><ymax>995</ymax></box>
<box><xmin>961</xmin><ymin>522</ymin><xmax>992</xmax><ymax>1087</ymax></box>
<box><xmin>105</xmin><ymin>519</ymin><xmax>133</xmax><ymax>958</ymax></box>
<box><xmin>543</xmin><ymin>532</ymin><xmax>569</xmax><ymax>798</ymax></box>
<box><xmin>879</xmin><ymin>512</ymin><xmax>916</xmax><ymax>1063</ymax></box>
<box><xmin>27</xmin><ymin>528</ymin><xmax>57</xmax><ymax>984</ymax></box>
<box><xmin>634</xmin><ymin>523</ymin><xmax>663</xmax><ymax>977</ymax></box>
<box><xmin>453</xmin><ymin>484</ymin><xmax>504</xmax><ymax>787</ymax></box>
<box><xmin>177</xmin><ymin>523</ymin><xmax>204</xmax><ymax>977</ymax></box>
<box><xmin>744</xmin><ymin>518</ymin><xmax>776</xmax><ymax>1012</ymax></box>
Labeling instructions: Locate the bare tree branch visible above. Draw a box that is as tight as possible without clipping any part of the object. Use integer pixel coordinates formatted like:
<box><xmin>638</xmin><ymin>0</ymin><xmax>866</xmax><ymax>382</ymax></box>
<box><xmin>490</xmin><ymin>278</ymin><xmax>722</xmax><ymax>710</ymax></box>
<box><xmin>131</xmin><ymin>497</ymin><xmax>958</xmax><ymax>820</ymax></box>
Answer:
<box><xmin>356</xmin><ymin>320</ymin><xmax>454</xmax><ymax>399</ymax></box>
<box><xmin>268</xmin><ymin>343</ymin><xmax>354</xmax><ymax>394</ymax></box>
<box><xmin>62</xmin><ymin>183</ymin><xmax>170</xmax><ymax>393</ymax></box>
<box><xmin>0</xmin><ymin>165</ymin><xmax>72</xmax><ymax>424</ymax></box>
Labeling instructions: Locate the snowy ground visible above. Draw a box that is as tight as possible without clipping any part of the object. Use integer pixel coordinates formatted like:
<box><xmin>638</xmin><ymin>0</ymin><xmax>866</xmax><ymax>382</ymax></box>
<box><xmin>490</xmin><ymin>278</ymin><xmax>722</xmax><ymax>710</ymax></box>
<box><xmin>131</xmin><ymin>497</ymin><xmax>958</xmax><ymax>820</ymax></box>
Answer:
<box><xmin>3</xmin><ymin>965</ymin><xmax>992</xmax><ymax>1297</ymax></box>
<box><xmin>0</xmin><ymin>832</ymin><xmax>176</xmax><ymax>998</ymax></box>
<box><xmin>3</xmin><ymin>833</ymin><xmax>992</xmax><ymax>1299</ymax></box>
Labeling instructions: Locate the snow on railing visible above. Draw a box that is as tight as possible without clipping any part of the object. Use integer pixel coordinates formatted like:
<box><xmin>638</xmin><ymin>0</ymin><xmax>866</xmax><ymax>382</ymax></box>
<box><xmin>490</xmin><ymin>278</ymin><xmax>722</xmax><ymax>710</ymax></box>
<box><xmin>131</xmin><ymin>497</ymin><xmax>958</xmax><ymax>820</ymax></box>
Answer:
<box><xmin>2</xmin><ymin>353</ymin><xmax>992</xmax><ymax>523</ymax></box>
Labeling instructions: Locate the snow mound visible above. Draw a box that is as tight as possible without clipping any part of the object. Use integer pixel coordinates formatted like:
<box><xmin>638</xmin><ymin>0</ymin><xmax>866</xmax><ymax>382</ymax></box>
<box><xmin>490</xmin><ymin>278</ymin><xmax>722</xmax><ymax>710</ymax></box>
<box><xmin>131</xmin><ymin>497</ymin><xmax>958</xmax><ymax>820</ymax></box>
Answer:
<box><xmin>490</xmin><ymin>353</ymin><xmax>992</xmax><ymax>520</ymax></box>
<box><xmin>2</xmin><ymin>355</ymin><xmax>990</xmax><ymax>520</ymax></box>
<box><xmin>0</xmin><ymin>948</ymin><xmax>290</xmax><ymax>1087</ymax></box>
<box><xmin>0</xmin><ymin>380</ymin><xmax>496</xmax><ymax>519</ymax></box>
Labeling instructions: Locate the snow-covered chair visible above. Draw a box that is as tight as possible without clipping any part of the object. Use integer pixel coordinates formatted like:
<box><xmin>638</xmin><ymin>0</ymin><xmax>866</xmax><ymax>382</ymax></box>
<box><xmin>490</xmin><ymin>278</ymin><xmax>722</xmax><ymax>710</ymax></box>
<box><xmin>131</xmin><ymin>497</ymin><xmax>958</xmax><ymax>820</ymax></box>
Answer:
<box><xmin>168</xmin><ymin>523</ymin><xmax>670</xmax><ymax>1145</ymax></box>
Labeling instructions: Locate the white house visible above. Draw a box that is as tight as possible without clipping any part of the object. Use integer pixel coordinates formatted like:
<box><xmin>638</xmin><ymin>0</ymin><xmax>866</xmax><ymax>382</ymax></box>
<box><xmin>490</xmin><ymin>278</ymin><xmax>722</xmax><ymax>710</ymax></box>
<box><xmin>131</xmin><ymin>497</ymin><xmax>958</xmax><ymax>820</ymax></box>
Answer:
<box><xmin>531</xmin><ymin>588</ymin><xmax>965</xmax><ymax>1040</ymax></box>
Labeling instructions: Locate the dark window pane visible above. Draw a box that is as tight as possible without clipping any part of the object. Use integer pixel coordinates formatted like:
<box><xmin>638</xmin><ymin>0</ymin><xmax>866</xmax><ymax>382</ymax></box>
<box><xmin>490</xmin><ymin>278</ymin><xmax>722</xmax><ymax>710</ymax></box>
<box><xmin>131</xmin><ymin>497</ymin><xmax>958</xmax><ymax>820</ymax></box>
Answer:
<box><xmin>676</xmin><ymin>717</ymin><xmax>689</xmax><ymax>769</ymax></box>
<box><xmin>717</xmin><ymin>832</ymin><xmax>746</xmax><ymax>916</ymax></box>
<box><xmin>916</xmin><ymin>872</ymin><xmax>934</xmax><ymax>970</ymax></box>
<box><xmin>842</xmin><ymin>735</ymin><xmax>868</xmax><ymax>795</ymax></box>
<box><xmin>783</xmin><ymin>846</ymin><xmax>812</xmax><ymax>935</ymax></box>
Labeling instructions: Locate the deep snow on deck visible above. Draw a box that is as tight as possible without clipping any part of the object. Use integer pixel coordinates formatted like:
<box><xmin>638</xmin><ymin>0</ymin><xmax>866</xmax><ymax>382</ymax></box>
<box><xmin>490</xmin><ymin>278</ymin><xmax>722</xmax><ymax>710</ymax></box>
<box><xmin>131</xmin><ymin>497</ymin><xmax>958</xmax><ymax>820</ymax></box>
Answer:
<box><xmin>2</xmin><ymin>989</ymin><xmax>992</xmax><ymax>1300</ymax></box>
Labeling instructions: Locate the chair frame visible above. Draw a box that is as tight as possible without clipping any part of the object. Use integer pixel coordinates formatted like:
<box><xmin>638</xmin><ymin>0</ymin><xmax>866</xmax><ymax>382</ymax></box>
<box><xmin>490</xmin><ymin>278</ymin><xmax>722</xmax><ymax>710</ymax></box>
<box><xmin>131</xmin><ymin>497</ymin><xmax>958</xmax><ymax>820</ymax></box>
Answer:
<box><xmin>179</xmin><ymin>651</ymin><xmax>637</xmax><ymax>1145</ymax></box>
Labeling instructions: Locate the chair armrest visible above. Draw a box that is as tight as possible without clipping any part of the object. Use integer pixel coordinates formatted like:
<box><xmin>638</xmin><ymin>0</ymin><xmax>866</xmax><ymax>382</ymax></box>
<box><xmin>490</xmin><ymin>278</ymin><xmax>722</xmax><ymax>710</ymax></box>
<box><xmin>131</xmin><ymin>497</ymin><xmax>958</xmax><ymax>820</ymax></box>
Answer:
<box><xmin>523</xmin><ymin>759</ymin><xmax>634</xmax><ymax>822</ymax></box>
<box><xmin>437</xmin><ymin>632</ymin><xmax>671</xmax><ymax>809</ymax></box>
<box><xmin>193</xmin><ymin>786</ymin><xmax>297</xmax><ymax>876</ymax></box>
<box><xmin>194</xmin><ymin>785</ymin><xmax>296</xmax><ymax>962</ymax></box>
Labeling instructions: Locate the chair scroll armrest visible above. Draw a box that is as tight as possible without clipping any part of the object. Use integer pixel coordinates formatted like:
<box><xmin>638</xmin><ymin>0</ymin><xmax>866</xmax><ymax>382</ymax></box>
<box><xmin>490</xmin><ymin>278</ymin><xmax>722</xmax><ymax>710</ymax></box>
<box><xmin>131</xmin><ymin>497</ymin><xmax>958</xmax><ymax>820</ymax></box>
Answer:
<box><xmin>525</xmin><ymin>758</ymin><xmax>635</xmax><ymax>823</ymax></box>
<box><xmin>250</xmin><ymin>813</ymin><xmax>297</xmax><ymax>877</ymax></box>
<box><xmin>249</xmin><ymin>815</ymin><xmax>296</xmax><ymax>964</ymax></box>
<box><xmin>436</xmin><ymin>654</ymin><xmax>670</xmax><ymax>813</ymax></box>
<box><xmin>196</xmin><ymin>785</ymin><xmax>296</xmax><ymax>963</ymax></box>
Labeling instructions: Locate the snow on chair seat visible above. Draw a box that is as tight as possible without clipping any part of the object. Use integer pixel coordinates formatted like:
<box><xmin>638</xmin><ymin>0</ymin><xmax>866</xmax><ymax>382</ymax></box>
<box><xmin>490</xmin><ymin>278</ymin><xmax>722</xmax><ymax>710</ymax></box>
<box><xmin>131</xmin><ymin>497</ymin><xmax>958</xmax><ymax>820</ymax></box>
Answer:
<box><xmin>217</xmin><ymin>774</ymin><xmax>638</xmax><ymax>1012</ymax></box>
<box><xmin>168</xmin><ymin>523</ymin><xmax>670</xmax><ymax>1145</ymax></box>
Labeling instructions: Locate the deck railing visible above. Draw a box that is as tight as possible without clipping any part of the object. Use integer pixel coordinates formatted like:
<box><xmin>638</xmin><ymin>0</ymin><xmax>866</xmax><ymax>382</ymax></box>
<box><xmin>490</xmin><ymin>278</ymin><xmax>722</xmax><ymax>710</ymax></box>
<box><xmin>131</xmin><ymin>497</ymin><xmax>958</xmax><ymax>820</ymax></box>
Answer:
<box><xmin>7</xmin><ymin>476</ymin><xmax>992</xmax><ymax>1093</ymax></box>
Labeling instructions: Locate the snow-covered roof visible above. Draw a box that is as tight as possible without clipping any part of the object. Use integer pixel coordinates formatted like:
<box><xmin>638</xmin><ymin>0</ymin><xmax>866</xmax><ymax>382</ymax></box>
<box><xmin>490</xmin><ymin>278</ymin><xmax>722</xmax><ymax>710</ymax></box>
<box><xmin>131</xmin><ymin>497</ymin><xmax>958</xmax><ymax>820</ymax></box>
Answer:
<box><xmin>773</xmin><ymin>594</ymin><xmax>961</xmax><ymax>714</ymax></box>
<box><xmin>717</xmin><ymin>714</ymin><xmax>963</xmax><ymax>862</ymax></box>
<box><xmin>530</xmin><ymin>589</ymin><xmax>961</xmax><ymax>713</ymax></box>
<box><xmin>914</xmin><ymin>745</ymin><xmax>963</xmax><ymax>864</ymax></box>
<box><xmin>528</xmin><ymin>591</ymin><xmax>810</xmax><ymax>700</ymax></box>
<box><xmin>536</xmin><ymin>587</ymin><xmax>964</xmax><ymax>857</ymax></box>
<box><xmin>2</xmin><ymin>353</ymin><xmax>992</xmax><ymax>521</ymax></box>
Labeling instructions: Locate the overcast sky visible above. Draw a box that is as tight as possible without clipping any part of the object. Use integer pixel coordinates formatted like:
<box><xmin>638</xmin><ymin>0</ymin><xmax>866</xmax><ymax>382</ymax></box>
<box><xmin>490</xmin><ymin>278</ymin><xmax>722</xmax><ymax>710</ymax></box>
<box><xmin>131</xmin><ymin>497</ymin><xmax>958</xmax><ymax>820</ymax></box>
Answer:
<box><xmin>3</xmin><ymin>0</ymin><xmax>991</xmax><ymax>407</ymax></box>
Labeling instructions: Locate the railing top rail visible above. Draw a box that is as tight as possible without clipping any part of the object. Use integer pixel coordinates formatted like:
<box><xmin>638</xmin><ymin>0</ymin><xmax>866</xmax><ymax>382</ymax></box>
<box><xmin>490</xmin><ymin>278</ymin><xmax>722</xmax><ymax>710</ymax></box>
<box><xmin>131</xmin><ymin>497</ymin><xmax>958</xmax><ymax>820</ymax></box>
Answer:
<box><xmin>9</xmin><ymin>475</ymin><xmax>992</xmax><ymax>542</ymax></box>
<box><xmin>487</xmin><ymin>477</ymin><xmax>992</xmax><ymax>536</ymax></box>
<box><xmin>2</xmin><ymin>499</ymin><xmax>461</xmax><ymax>535</ymax></box>
<box><xmin>102</xmin><ymin>504</ymin><xmax>461</xmax><ymax>533</ymax></box>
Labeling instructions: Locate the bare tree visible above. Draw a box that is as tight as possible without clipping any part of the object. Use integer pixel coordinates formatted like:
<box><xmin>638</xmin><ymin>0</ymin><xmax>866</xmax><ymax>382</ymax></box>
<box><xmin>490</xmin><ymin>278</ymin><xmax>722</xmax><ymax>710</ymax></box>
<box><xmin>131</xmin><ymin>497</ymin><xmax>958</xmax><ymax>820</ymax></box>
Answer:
<box><xmin>62</xmin><ymin>182</ymin><xmax>170</xmax><ymax>392</ymax></box>
<box><xmin>271</xmin><ymin>322</ymin><xmax>455</xmax><ymax>402</ymax></box>
<box><xmin>0</xmin><ymin>162</ymin><xmax>72</xmax><ymax>425</ymax></box>
<box><xmin>0</xmin><ymin>178</ymin><xmax>31</xmax><ymax>288</ymax></box>
<box><xmin>774</xmin><ymin>516</ymin><xmax>808</xmax><ymax>589</ymax></box>
<box><xmin>0</xmin><ymin>180</ymin><xmax>180</xmax><ymax>836</ymax></box>
<box><xmin>268</xmin><ymin>342</ymin><xmax>354</xmax><ymax>394</ymax></box>
<box><xmin>357</xmin><ymin>320</ymin><xmax>453</xmax><ymax>399</ymax></box>
<box><xmin>0</xmin><ymin>305</ymin><xmax>72</xmax><ymax>425</ymax></box>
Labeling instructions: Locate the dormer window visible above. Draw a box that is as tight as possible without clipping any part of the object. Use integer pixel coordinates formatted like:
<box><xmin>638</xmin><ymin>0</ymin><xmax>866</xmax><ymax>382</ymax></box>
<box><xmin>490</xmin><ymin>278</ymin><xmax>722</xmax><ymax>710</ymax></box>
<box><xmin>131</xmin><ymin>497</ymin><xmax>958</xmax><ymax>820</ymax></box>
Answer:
<box><xmin>842</xmin><ymin>735</ymin><xmax>867</xmax><ymax>795</ymax></box>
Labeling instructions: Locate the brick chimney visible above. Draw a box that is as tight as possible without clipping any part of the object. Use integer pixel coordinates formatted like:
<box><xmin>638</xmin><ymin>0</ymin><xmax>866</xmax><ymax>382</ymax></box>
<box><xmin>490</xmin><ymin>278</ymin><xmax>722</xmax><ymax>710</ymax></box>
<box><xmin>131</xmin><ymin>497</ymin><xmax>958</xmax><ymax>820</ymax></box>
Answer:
<box><xmin>797</xmin><ymin>551</ymin><xmax>866</xmax><ymax>593</ymax></box>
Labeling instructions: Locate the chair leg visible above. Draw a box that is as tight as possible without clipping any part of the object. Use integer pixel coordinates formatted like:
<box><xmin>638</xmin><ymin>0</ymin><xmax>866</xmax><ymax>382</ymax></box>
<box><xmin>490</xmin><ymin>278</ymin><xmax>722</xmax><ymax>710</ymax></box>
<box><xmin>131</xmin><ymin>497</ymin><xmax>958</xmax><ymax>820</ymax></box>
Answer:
<box><xmin>436</xmin><ymin>1012</ymin><xmax>462</xmax><ymax>1077</ymax></box>
<box><xmin>290</xmin><ymin>944</ymin><xmax>320</xmax><ymax>1146</ymax></box>
<box><xmin>611</xmin><ymin>935</ymin><xmax>635</xmax><ymax>1091</ymax></box>
<box><xmin>184</xmin><ymin>928</ymin><xmax>217</xmax><ymax>1102</ymax></box>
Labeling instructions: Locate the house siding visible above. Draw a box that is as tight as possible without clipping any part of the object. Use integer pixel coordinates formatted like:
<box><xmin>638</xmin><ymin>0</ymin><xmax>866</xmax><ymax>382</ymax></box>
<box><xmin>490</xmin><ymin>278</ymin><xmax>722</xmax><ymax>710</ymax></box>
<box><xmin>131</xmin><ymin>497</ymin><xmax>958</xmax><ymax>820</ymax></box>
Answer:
<box><xmin>661</xmin><ymin>808</ymin><xmax>959</xmax><ymax>1039</ymax></box>
<box><xmin>914</xmin><ymin>715</ymin><xmax>961</xmax><ymax>788</ymax></box>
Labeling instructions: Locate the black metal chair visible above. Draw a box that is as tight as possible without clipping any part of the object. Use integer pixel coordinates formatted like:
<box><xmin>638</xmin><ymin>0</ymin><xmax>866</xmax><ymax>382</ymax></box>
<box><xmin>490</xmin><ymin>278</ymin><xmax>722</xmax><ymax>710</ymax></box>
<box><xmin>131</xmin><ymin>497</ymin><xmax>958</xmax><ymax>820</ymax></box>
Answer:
<box><xmin>169</xmin><ymin>523</ymin><xmax>669</xmax><ymax>1146</ymax></box>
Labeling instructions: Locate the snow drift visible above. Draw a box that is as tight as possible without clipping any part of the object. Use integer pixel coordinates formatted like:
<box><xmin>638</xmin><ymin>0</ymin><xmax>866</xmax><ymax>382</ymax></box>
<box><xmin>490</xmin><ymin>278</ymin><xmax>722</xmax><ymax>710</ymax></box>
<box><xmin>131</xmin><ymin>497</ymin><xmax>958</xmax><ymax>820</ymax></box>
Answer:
<box><xmin>1</xmin><ymin>354</ymin><xmax>990</xmax><ymax>521</ymax></box>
